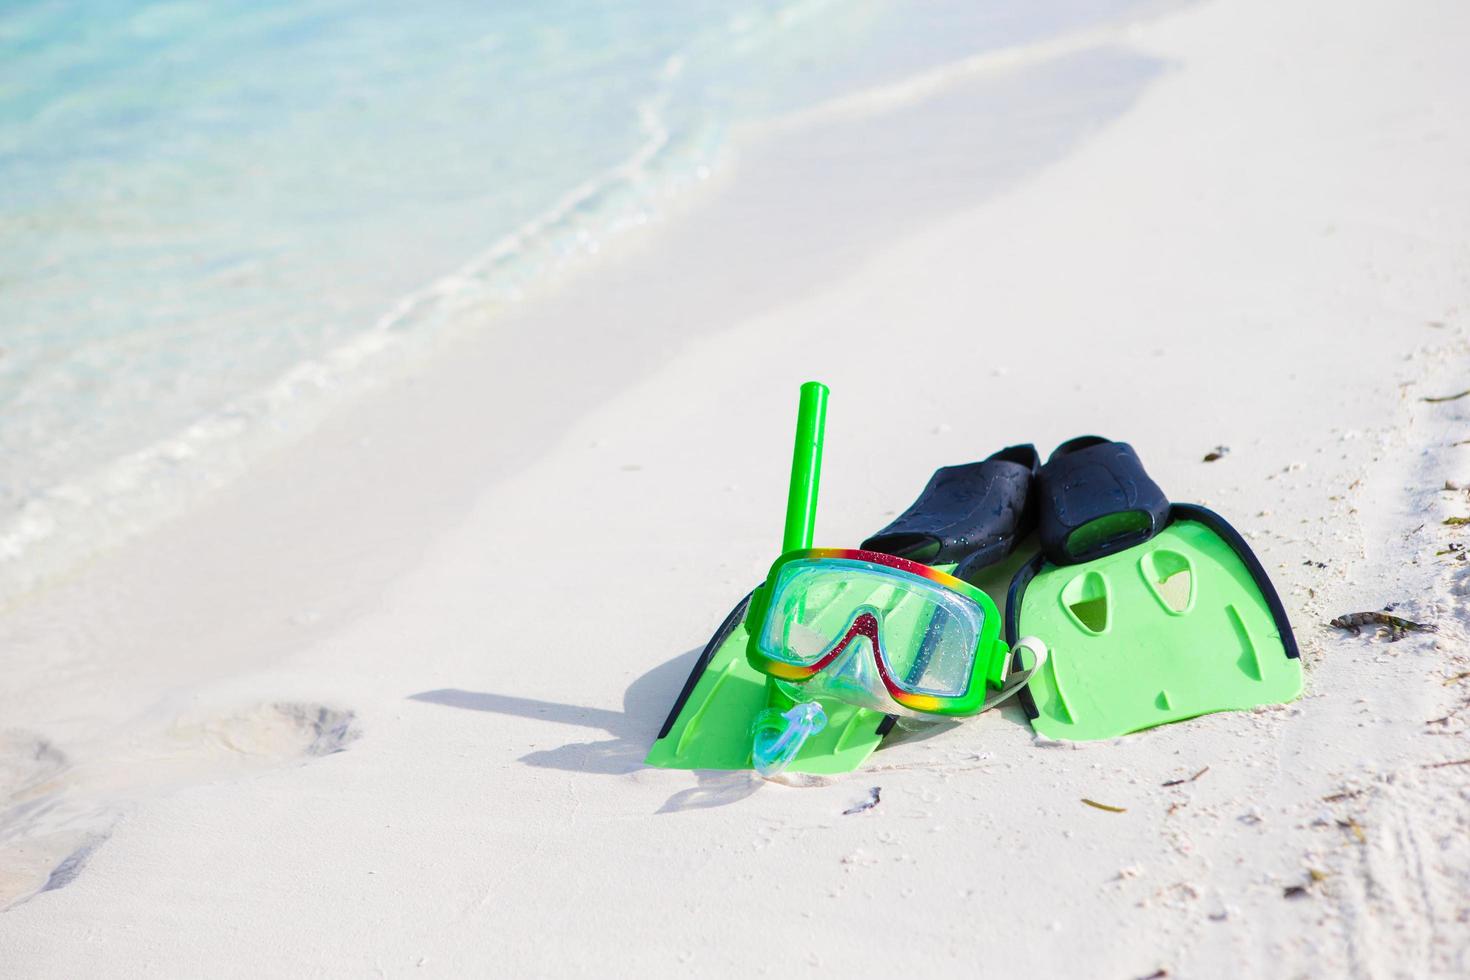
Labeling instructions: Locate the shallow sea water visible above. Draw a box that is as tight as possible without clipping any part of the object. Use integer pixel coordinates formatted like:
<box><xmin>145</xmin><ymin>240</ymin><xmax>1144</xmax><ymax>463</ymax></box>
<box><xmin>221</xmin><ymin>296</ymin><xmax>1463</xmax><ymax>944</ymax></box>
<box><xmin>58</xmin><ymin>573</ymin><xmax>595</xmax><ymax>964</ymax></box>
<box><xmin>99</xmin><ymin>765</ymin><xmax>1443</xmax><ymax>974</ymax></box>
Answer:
<box><xmin>0</xmin><ymin>0</ymin><xmax>1163</xmax><ymax>598</ymax></box>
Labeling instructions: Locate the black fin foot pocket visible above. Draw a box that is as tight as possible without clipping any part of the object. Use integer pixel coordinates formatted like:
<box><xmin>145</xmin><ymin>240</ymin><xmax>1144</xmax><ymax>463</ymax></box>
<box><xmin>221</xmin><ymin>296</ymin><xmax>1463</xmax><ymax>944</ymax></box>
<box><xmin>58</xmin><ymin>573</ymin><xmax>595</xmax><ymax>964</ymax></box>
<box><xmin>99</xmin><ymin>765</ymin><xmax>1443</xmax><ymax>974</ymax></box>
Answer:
<box><xmin>862</xmin><ymin>444</ymin><xmax>1039</xmax><ymax>574</ymax></box>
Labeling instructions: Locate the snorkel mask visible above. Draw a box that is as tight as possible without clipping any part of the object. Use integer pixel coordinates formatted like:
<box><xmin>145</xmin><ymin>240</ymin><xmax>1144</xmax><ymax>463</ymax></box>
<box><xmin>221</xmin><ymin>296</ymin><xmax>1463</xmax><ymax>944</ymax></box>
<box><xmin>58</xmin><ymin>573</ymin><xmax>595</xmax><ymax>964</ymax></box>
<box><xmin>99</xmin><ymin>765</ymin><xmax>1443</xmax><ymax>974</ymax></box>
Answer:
<box><xmin>744</xmin><ymin>382</ymin><xmax>1046</xmax><ymax>777</ymax></box>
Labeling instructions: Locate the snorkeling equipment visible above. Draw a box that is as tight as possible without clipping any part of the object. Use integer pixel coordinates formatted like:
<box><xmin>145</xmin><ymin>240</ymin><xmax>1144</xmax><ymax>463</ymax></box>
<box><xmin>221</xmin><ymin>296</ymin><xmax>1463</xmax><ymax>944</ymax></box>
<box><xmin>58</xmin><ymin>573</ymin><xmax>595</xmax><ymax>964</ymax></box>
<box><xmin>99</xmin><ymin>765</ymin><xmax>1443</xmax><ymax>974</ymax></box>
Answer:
<box><xmin>646</xmin><ymin>383</ymin><xmax>1042</xmax><ymax>774</ymax></box>
<box><xmin>750</xmin><ymin>701</ymin><xmax>828</xmax><ymax>779</ymax></box>
<box><xmin>746</xmin><ymin>548</ymin><xmax>1045</xmax><ymax>719</ymax></box>
<box><xmin>1006</xmin><ymin>437</ymin><xmax>1302</xmax><ymax>741</ymax></box>
<box><xmin>862</xmin><ymin>446</ymin><xmax>1039</xmax><ymax>577</ymax></box>
<box><xmin>646</xmin><ymin>382</ymin><xmax>882</xmax><ymax>774</ymax></box>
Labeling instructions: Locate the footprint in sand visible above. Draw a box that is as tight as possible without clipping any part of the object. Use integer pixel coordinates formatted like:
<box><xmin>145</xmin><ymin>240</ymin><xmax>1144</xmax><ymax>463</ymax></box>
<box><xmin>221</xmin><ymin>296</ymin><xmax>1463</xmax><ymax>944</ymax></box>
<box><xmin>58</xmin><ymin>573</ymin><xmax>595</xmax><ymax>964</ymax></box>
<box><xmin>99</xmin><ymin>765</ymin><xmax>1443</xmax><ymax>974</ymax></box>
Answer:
<box><xmin>0</xmin><ymin>702</ymin><xmax>359</xmax><ymax>911</ymax></box>
<box><xmin>0</xmin><ymin>732</ymin><xmax>103</xmax><ymax>908</ymax></box>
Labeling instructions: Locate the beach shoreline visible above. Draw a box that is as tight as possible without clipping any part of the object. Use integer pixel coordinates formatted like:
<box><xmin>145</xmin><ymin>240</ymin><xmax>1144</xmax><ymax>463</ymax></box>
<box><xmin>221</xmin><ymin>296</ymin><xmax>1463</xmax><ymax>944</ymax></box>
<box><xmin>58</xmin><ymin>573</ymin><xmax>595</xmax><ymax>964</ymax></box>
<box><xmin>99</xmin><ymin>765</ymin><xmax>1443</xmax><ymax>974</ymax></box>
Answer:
<box><xmin>2</xmin><ymin>0</ymin><xmax>1468</xmax><ymax>974</ymax></box>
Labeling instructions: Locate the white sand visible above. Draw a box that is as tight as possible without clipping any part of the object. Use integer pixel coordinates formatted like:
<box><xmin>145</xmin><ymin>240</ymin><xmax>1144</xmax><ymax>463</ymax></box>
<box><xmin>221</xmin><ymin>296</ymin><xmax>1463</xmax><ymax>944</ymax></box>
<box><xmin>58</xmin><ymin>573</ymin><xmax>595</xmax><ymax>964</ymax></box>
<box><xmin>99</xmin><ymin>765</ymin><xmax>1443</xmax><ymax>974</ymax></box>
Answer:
<box><xmin>3</xmin><ymin>0</ymin><xmax>1469</xmax><ymax>975</ymax></box>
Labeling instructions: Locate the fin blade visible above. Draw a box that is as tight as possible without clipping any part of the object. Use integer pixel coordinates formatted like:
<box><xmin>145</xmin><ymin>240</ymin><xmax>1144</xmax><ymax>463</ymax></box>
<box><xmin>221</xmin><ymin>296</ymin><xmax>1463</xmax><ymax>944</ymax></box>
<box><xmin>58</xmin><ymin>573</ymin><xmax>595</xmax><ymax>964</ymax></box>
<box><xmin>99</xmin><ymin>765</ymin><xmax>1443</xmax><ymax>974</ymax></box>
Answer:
<box><xmin>1228</xmin><ymin>604</ymin><xmax>1263</xmax><ymax>682</ymax></box>
<box><xmin>1013</xmin><ymin>516</ymin><xmax>1302</xmax><ymax>742</ymax></box>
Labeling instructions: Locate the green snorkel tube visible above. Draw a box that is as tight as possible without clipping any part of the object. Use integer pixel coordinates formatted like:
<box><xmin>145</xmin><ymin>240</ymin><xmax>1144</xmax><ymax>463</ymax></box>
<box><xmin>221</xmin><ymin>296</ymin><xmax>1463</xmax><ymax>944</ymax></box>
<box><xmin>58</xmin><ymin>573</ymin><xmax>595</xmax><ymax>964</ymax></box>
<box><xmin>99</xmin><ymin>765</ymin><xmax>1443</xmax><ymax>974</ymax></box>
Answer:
<box><xmin>782</xmin><ymin>380</ymin><xmax>828</xmax><ymax>558</ymax></box>
<box><xmin>749</xmin><ymin>381</ymin><xmax>833</xmax><ymax>777</ymax></box>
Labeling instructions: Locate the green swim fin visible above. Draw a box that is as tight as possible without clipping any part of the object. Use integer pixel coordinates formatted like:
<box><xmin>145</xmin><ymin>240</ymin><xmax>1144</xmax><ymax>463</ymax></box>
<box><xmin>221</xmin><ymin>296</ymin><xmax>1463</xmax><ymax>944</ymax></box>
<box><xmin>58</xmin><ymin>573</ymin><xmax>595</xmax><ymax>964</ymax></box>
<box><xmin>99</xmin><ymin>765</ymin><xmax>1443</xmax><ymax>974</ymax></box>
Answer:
<box><xmin>646</xmin><ymin>445</ymin><xmax>1040</xmax><ymax>773</ymax></box>
<box><xmin>643</xmin><ymin>591</ymin><xmax>897</xmax><ymax>773</ymax></box>
<box><xmin>1006</xmin><ymin>437</ymin><xmax>1301</xmax><ymax>742</ymax></box>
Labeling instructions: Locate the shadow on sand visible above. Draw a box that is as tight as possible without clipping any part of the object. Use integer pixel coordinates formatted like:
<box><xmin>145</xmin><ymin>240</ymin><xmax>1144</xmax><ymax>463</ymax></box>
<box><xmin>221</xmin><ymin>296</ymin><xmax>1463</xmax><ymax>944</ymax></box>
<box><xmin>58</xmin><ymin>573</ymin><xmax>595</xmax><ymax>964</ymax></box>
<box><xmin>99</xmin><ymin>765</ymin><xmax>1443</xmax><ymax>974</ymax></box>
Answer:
<box><xmin>411</xmin><ymin>539</ymin><xmax>1040</xmax><ymax>810</ymax></box>
<box><xmin>408</xmin><ymin>642</ymin><xmax>764</xmax><ymax>812</ymax></box>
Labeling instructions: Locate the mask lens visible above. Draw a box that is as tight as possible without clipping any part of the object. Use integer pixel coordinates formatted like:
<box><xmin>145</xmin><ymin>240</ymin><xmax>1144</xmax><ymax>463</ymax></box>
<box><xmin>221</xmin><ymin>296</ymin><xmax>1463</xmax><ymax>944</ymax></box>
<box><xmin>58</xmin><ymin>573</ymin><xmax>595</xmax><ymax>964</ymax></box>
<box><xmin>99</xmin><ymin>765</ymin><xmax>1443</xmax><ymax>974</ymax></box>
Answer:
<box><xmin>894</xmin><ymin>605</ymin><xmax>980</xmax><ymax>697</ymax></box>
<box><xmin>759</xmin><ymin>558</ymin><xmax>985</xmax><ymax>700</ymax></box>
<box><xmin>762</xmin><ymin>560</ymin><xmax>873</xmax><ymax>665</ymax></box>
<box><xmin>872</xmin><ymin>581</ymin><xmax>982</xmax><ymax>698</ymax></box>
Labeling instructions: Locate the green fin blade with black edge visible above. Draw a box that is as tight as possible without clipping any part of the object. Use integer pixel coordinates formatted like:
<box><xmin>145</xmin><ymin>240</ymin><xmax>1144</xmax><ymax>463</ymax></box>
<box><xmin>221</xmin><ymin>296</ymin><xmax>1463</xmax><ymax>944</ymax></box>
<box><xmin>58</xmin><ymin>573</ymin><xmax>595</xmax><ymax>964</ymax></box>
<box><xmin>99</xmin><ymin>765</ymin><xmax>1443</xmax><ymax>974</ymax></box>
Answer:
<box><xmin>644</xmin><ymin>595</ymin><xmax>892</xmax><ymax>773</ymax></box>
<box><xmin>1007</xmin><ymin>437</ymin><xmax>1301</xmax><ymax>742</ymax></box>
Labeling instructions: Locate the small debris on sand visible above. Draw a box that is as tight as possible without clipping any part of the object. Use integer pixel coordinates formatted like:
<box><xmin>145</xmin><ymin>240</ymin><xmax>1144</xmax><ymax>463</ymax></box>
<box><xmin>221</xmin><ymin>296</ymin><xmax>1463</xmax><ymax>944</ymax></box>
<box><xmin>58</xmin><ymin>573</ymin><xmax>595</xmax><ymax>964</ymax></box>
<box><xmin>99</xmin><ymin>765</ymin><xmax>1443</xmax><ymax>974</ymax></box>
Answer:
<box><xmin>1425</xmin><ymin>706</ymin><xmax>1463</xmax><ymax>726</ymax></box>
<box><xmin>1337</xmin><ymin>817</ymin><xmax>1367</xmax><ymax>844</ymax></box>
<box><xmin>843</xmin><ymin>787</ymin><xmax>881</xmax><ymax>815</ymax></box>
<box><xmin>1329</xmin><ymin>612</ymin><xmax>1437</xmax><ymax>640</ymax></box>
<box><xmin>1161</xmin><ymin>766</ymin><xmax>1210</xmax><ymax>787</ymax></box>
<box><xmin>1283</xmin><ymin>869</ymin><xmax>1329</xmax><ymax>900</ymax></box>
<box><xmin>1422</xmin><ymin>388</ymin><xmax>1470</xmax><ymax>403</ymax></box>
<box><xmin>1202</xmin><ymin>446</ymin><xmax>1229</xmax><ymax>462</ymax></box>
<box><xmin>1082</xmin><ymin>798</ymin><xmax>1127</xmax><ymax>813</ymax></box>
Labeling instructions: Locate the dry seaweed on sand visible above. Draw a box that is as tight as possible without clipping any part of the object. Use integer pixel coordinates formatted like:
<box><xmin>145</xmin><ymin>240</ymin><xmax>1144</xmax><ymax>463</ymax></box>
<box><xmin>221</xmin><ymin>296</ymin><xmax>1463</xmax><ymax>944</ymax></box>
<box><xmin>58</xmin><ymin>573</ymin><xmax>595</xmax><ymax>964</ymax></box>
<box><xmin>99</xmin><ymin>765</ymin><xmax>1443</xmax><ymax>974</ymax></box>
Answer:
<box><xmin>1337</xmin><ymin>817</ymin><xmax>1367</xmax><ymax>844</ymax></box>
<box><xmin>1328</xmin><ymin>611</ymin><xmax>1437</xmax><ymax>640</ymax></box>
<box><xmin>1443</xmin><ymin>671</ymin><xmax>1470</xmax><ymax>686</ymax></box>
<box><xmin>1161</xmin><ymin>766</ymin><xmax>1210</xmax><ymax>787</ymax></box>
<box><xmin>1321</xmin><ymin>788</ymin><xmax>1362</xmax><ymax>803</ymax></box>
<box><xmin>1426</xmin><ymin>699</ymin><xmax>1467</xmax><ymax>725</ymax></box>
<box><xmin>1422</xmin><ymin>388</ymin><xmax>1470</xmax><ymax>403</ymax></box>
<box><xmin>1082</xmin><ymin>798</ymin><xmax>1127</xmax><ymax>813</ymax></box>
<box><xmin>843</xmin><ymin>786</ymin><xmax>881</xmax><ymax>815</ymax></box>
<box><xmin>1444</xmin><ymin>516</ymin><xmax>1470</xmax><ymax>526</ymax></box>
<box><xmin>1283</xmin><ymin>869</ymin><xmax>1330</xmax><ymax>899</ymax></box>
<box><xmin>1421</xmin><ymin>758</ymin><xmax>1470</xmax><ymax>770</ymax></box>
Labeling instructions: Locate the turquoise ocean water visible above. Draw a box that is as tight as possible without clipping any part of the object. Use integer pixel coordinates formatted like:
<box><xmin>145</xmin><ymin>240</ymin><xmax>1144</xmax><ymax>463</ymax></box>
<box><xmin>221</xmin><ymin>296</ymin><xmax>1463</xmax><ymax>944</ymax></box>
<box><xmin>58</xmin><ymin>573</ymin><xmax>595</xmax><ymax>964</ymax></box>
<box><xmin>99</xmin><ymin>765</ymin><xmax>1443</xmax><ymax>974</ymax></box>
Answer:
<box><xmin>0</xmin><ymin>0</ymin><xmax>1154</xmax><ymax>597</ymax></box>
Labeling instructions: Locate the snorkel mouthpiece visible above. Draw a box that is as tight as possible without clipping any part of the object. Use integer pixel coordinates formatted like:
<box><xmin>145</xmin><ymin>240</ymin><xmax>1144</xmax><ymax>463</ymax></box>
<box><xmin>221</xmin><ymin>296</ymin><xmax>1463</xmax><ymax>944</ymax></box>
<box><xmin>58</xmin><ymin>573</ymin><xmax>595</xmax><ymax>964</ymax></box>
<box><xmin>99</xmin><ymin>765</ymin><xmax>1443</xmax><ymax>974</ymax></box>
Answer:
<box><xmin>751</xmin><ymin>701</ymin><xmax>828</xmax><ymax>778</ymax></box>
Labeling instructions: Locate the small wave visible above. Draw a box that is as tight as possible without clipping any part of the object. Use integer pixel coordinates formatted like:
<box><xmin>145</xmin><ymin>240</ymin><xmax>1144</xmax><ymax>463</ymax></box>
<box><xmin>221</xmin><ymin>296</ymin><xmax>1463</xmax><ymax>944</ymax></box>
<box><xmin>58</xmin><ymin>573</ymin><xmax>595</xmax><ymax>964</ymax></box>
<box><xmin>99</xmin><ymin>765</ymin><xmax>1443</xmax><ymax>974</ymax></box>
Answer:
<box><xmin>0</xmin><ymin>0</ymin><xmax>1138</xmax><ymax>604</ymax></box>
<box><xmin>0</xmin><ymin>80</ymin><xmax>725</xmax><ymax>605</ymax></box>
<box><xmin>757</xmin><ymin>24</ymin><xmax>1135</xmax><ymax>135</ymax></box>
